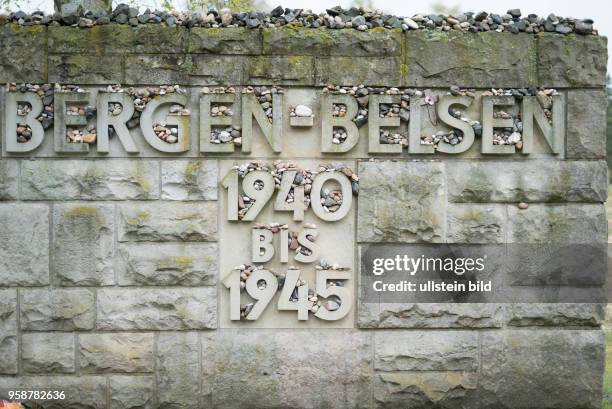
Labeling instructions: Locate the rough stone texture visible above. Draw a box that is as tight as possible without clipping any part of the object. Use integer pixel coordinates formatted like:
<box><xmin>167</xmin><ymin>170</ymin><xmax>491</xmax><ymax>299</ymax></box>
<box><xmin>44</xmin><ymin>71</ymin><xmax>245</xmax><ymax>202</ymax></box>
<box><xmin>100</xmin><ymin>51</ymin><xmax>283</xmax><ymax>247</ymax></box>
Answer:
<box><xmin>0</xmin><ymin>289</ymin><xmax>17</xmax><ymax>374</ymax></box>
<box><xmin>507</xmin><ymin>204</ymin><xmax>606</xmax><ymax>243</ymax></box>
<box><xmin>0</xmin><ymin>25</ymin><xmax>47</xmax><ymax>83</ymax></box>
<box><xmin>358</xmin><ymin>161</ymin><xmax>445</xmax><ymax>243</ymax></box>
<box><xmin>22</xmin><ymin>160</ymin><xmax>159</xmax><ymax>200</ymax></box>
<box><xmin>358</xmin><ymin>302</ymin><xmax>504</xmax><ymax>329</ymax></box>
<box><xmin>53</xmin><ymin>203</ymin><xmax>115</xmax><ymax>286</ymax></box>
<box><xmin>0</xmin><ymin>160</ymin><xmax>19</xmax><ymax>200</ymax></box>
<box><xmin>0</xmin><ymin>376</ymin><xmax>107</xmax><ymax>408</ymax></box>
<box><xmin>262</xmin><ymin>26</ymin><xmax>402</xmax><ymax>56</ymax></box>
<box><xmin>0</xmin><ymin>203</ymin><xmax>49</xmax><ymax>286</ymax></box>
<box><xmin>161</xmin><ymin>160</ymin><xmax>218</xmax><ymax>200</ymax></box>
<box><xmin>189</xmin><ymin>27</ymin><xmax>261</xmax><ymax>54</ymax></box>
<box><xmin>245</xmin><ymin>56</ymin><xmax>314</xmax><ymax>86</ymax></box>
<box><xmin>21</xmin><ymin>289</ymin><xmax>95</xmax><ymax>331</ymax></box>
<box><xmin>446</xmin><ymin>204</ymin><xmax>506</xmax><ymax>243</ymax></box>
<box><xmin>117</xmin><ymin>202</ymin><xmax>217</xmax><ymax>242</ymax></box>
<box><xmin>201</xmin><ymin>330</ymin><xmax>372</xmax><ymax>408</ymax></box>
<box><xmin>79</xmin><ymin>333</ymin><xmax>154</xmax><ymax>373</ymax></box>
<box><xmin>49</xmin><ymin>54</ymin><xmax>123</xmax><ymax>84</ymax></box>
<box><xmin>566</xmin><ymin>89</ymin><xmax>608</xmax><ymax>159</ymax></box>
<box><xmin>478</xmin><ymin>329</ymin><xmax>604</xmax><ymax>409</ymax></box>
<box><xmin>110</xmin><ymin>376</ymin><xmax>155</xmax><ymax>409</ymax></box>
<box><xmin>374</xmin><ymin>331</ymin><xmax>478</xmax><ymax>372</ymax></box>
<box><xmin>446</xmin><ymin>160</ymin><xmax>608</xmax><ymax>203</ymax></box>
<box><xmin>315</xmin><ymin>56</ymin><xmax>402</xmax><ymax>86</ymax></box>
<box><xmin>116</xmin><ymin>243</ymin><xmax>218</xmax><ymax>286</ymax></box>
<box><xmin>537</xmin><ymin>33</ymin><xmax>607</xmax><ymax>87</ymax></box>
<box><xmin>97</xmin><ymin>288</ymin><xmax>217</xmax><ymax>330</ymax></box>
<box><xmin>406</xmin><ymin>31</ymin><xmax>536</xmax><ymax>87</ymax></box>
<box><xmin>157</xmin><ymin>332</ymin><xmax>200</xmax><ymax>409</ymax></box>
<box><xmin>21</xmin><ymin>332</ymin><xmax>75</xmax><ymax>374</ymax></box>
<box><xmin>506</xmin><ymin>303</ymin><xmax>604</xmax><ymax>327</ymax></box>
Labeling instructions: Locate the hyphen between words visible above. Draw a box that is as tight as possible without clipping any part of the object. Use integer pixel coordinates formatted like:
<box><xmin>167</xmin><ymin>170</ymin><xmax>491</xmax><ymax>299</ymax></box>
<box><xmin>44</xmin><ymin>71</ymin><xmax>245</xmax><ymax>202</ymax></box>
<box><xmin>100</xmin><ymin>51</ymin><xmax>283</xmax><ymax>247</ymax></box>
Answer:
<box><xmin>3</xmin><ymin>87</ymin><xmax>564</xmax><ymax>155</ymax></box>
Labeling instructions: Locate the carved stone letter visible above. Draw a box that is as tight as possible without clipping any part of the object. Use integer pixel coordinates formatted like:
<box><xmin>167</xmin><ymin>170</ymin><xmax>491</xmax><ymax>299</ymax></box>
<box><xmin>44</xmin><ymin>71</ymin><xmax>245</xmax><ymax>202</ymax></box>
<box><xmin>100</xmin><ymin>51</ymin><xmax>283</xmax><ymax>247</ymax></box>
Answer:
<box><xmin>321</xmin><ymin>93</ymin><xmax>360</xmax><ymax>153</ymax></box>
<box><xmin>241</xmin><ymin>92</ymin><xmax>282</xmax><ymax>153</ymax></box>
<box><xmin>5</xmin><ymin>92</ymin><xmax>44</xmax><ymax>153</ymax></box>
<box><xmin>368</xmin><ymin>94</ymin><xmax>402</xmax><ymax>154</ymax></box>
<box><xmin>96</xmin><ymin>91</ymin><xmax>138</xmax><ymax>154</ymax></box>
<box><xmin>140</xmin><ymin>94</ymin><xmax>190</xmax><ymax>153</ymax></box>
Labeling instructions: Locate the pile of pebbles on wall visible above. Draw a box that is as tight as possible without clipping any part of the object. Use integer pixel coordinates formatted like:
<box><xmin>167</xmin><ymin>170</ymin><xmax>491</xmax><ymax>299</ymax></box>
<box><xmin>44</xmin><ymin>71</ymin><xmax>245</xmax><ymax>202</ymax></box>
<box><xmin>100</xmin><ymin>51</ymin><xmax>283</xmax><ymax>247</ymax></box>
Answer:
<box><xmin>2</xmin><ymin>5</ymin><xmax>597</xmax><ymax>36</ymax></box>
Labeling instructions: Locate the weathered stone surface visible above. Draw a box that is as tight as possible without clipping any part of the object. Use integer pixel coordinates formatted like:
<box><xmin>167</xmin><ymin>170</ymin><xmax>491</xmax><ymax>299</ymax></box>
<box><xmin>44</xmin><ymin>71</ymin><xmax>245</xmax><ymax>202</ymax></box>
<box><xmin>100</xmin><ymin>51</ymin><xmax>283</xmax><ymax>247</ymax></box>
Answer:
<box><xmin>22</xmin><ymin>160</ymin><xmax>159</xmax><ymax>200</ymax></box>
<box><xmin>506</xmin><ymin>303</ymin><xmax>604</xmax><ymax>327</ymax></box>
<box><xmin>189</xmin><ymin>27</ymin><xmax>261</xmax><ymax>54</ymax></box>
<box><xmin>202</xmin><ymin>330</ymin><xmax>372</xmax><ymax>408</ymax></box>
<box><xmin>53</xmin><ymin>204</ymin><xmax>115</xmax><ymax>286</ymax></box>
<box><xmin>97</xmin><ymin>288</ymin><xmax>216</xmax><ymax>330</ymax></box>
<box><xmin>116</xmin><ymin>243</ymin><xmax>217</xmax><ymax>286</ymax></box>
<box><xmin>161</xmin><ymin>160</ymin><xmax>218</xmax><ymax>200</ymax></box>
<box><xmin>157</xmin><ymin>332</ymin><xmax>200</xmax><ymax>409</ymax></box>
<box><xmin>446</xmin><ymin>204</ymin><xmax>506</xmax><ymax>243</ymax></box>
<box><xmin>507</xmin><ymin>204</ymin><xmax>606</xmax><ymax>243</ymax></box>
<box><xmin>358</xmin><ymin>302</ymin><xmax>503</xmax><ymax>328</ymax></box>
<box><xmin>49</xmin><ymin>54</ymin><xmax>123</xmax><ymax>84</ymax></box>
<box><xmin>406</xmin><ymin>31</ymin><xmax>536</xmax><ymax>87</ymax></box>
<box><xmin>110</xmin><ymin>376</ymin><xmax>155</xmax><ymax>409</ymax></box>
<box><xmin>131</xmin><ymin>25</ymin><xmax>187</xmax><ymax>53</ymax></box>
<box><xmin>566</xmin><ymin>90</ymin><xmax>608</xmax><ymax>159</ymax></box>
<box><xmin>117</xmin><ymin>202</ymin><xmax>217</xmax><ymax>242</ymax></box>
<box><xmin>22</xmin><ymin>333</ymin><xmax>75</xmax><ymax>374</ymax></box>
<box><xmin>447</xmin><ymin>160</ymin><xmax>608</xmax><ymax>202</ymax></box>
<box><xmin>0</xmin><ymin>203</ymin><xmax>49</xmax><ymax>286</ymax></box>
<box><xmin>358</xmin><ymin>161</ymin><xmax>445</xmax><ymax>243</ymax></box>
<box><xmin>537</xmin><ymin>33</ymin><xmax>607</xmax><ymax>87</ymax></box>
<box><xmin>79</xmin><ymin>333</ymin><xmax>154</xmax><ymax>373</ymax></box>
<box><xmin>21</xmin><ymin>289</ymin><xmax>95</xmax><ymax>331</ymax></box>
<box><xmin>374</xmin><ymin>331</ymin><xmax>478</xmax><ymax>371</ymax></box>
<box><xmin>315</xmin><ymin>56</ymin><xmax>402</xmax><ymax>86</ymax></box>
<box><xmin>245</xmin><ymin>56</ymin><xmax>314</xmax><ymax>86</ymax></box>
<box><xmin>478</xmin><ymin>329</ymin><xmax>603</xmax><ymax>408</ymax></box>
<box><xmin>373</xmin><ymin>371</ymin><xmax>478</xmax><ymax>408</ymax></box>
<box><xmin>0</xmin><ymin>289</ymin><xmax>17</xmax><ymax>374</ymax></box>
<box><xmin>262</xmin><ymin>26</ymin><xmax>401</xmax><ymax>56</ymax></box>
<box><xmin>0</xmin><ymin>25</ymin><xmax>47</xmax><ymax>83</ymax></box>
<box><xmin>0</xmin><ymin>376</ymin><xmax>107</xmax><ymax>408</ymax></box>
<box><xmin>0</xmin><ymin>160</ymin><xmax>19</xmax><ymax>200</ymax></box>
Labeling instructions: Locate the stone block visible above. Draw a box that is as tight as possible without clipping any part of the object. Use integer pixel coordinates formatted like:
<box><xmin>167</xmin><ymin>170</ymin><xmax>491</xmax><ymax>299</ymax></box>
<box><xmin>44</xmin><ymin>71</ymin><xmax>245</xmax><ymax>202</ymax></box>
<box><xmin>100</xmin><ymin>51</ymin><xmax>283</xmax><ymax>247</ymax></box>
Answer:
<box><xmin>116</xmin><ymin>243</ymin><xmax>218</xmax><ymax>286</ymax></box>
<box><xmin>22</xmin><ymin>333</ymin><xmax>75</xmax><ymax>374</ymax></box>
<box><xmin>189</xmin><ymin>27</ymin><xmax>261</xmax><ymax>54</ymax></box>
<box><xmin>374</xmin><ymin>331</ymin><xmax>478</xmax><ymax>372</ymax></box>
<box><xmin>262</xmin><ymin>26</ymin><xmax>402</xmax><ymax>56</ymax></box>
<box><xmin>245</xmin><ymin>55</ymin><xmax>314</xmax><ymax>86</ymax></box>
<box><xmin>48</xmin><ymin>25</ymin><xmax>134</xmax><ymax>53</ymax></box>
<box><xmin>110</xmin><ymin>376</ymin><xmax>155</xmax><ymax>409</ymax></box>
<box><xmin>79</xmin><ymin>333</ymin><xmax>154</xmax><ymax>373</ymax></box>
<box><xmin>97</xmin><ymin>288</ymin><xmax>217</xmax><ymax>330</ymax></box>
<box><xmin>357</xmin><ymin>161</ymin><xmax>445</xmax><ymax>243</ymax></box>
<box><xmin>358</xmin><ymin>302</ymin><xmax>503</xmax><ymax>328</ymax></box>
<box><xmin>446</xmin><ymin>204</ymin><xmax>507</xmax><ymax>243</ymax></box>
<box><xmin>48</xmin><ymin>54</ymin><xmax>123</xmax><ymax>84</ymax></box>
<box><xmin>161</xmin><ymin>159</ymin><xmax>218</xmax><ymax>200</ymax></box>
<box><xmin>117</xmin><ymin>202</ymin><xmax>217</xmax><ymax>242</ymax></box>
<box><xmin>0</xmin><ymin>289</ymin><xmax>17</xmax><ymax>374</ymax></box>
<box><xmin>0</xmin><ymin>25</ymin><xmax>47</xmax><ymax>83</ymax></box>
<box><xmin>52</xmin><ymin>204</ymin><xmax>115</xmax><ymax>286</ymax></box>
<box><xmin>566</xmin><ymin>89</ymin><xmax>608</xmax><ymax>159</ymax></box>
<box><xmin>446</xmin><ymin>160</ymin><xmax>608</xmax><ymax>202</ymax></box>
<box><xmin>507</xmin><ymin>204</ymin><xmax>606</xmax><ymax>243</ymax></box>
<box><xmin>0</xmin><ymin>376</ymin><xmax>107</xmax><ymax>408</ymax></box>
<box><xmin>201</xmin><ymin>330</ymin><xmax>372</xmax><ymax>408</ymax></box>
<box><xmin>131</xmin><ymin>25</ymin><xmax>187</xmax><ymax>53</ymax></box>
<box><xmin>537</xmin><ymin>33</ymin><xmax>607</xmax><ymax>87</ymax></box>
<box><xmin>506</xmin><ymin>303</ymin><xmax>604</xmax><ymax>327</ymax></box>
<box><xmin>21</xmin><ymin>289</ymin><xmax>95</xmax><ymax>331</ymax></box>
<box><xmin>315</xmin><ymin>56</ymin><xmax>402</xmax><ymax>86</ymax></box>
<box><xmin>0</xmin><ymin>160</ymin><xmax>19</xmax><ymax>200</ymax></box>
<box><xmin>157</xmin><ymin>332</ymin><xmax>200</xmax><ymax>409</ymax></box>
<box><xmin>478</xmin><ymin>329</ymin><xmax>604</xmax><ymax>408</ymax></box>
<box><xmin>21</xmin><ymin>160</ymin><xmax>159</xmax><ymax>200</ymax></box>
<box><xmin>0</xmin><ymin>203</ymin><xmax>49</xmax><ymax>286</ymax></box>
<box><xmin>405</xmin><ymin>31</ymin><xmax>536</xmax><ymax>87</ymax></box>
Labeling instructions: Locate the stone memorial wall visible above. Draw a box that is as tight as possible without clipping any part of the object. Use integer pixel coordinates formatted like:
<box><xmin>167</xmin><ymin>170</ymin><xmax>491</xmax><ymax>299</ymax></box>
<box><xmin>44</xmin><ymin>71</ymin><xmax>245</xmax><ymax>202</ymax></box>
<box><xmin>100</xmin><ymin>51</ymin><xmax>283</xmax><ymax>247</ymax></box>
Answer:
<box><xmin>0</xmin><ymin>7</ymin><xmax>608</xmax><ymax>408</ymax></box>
